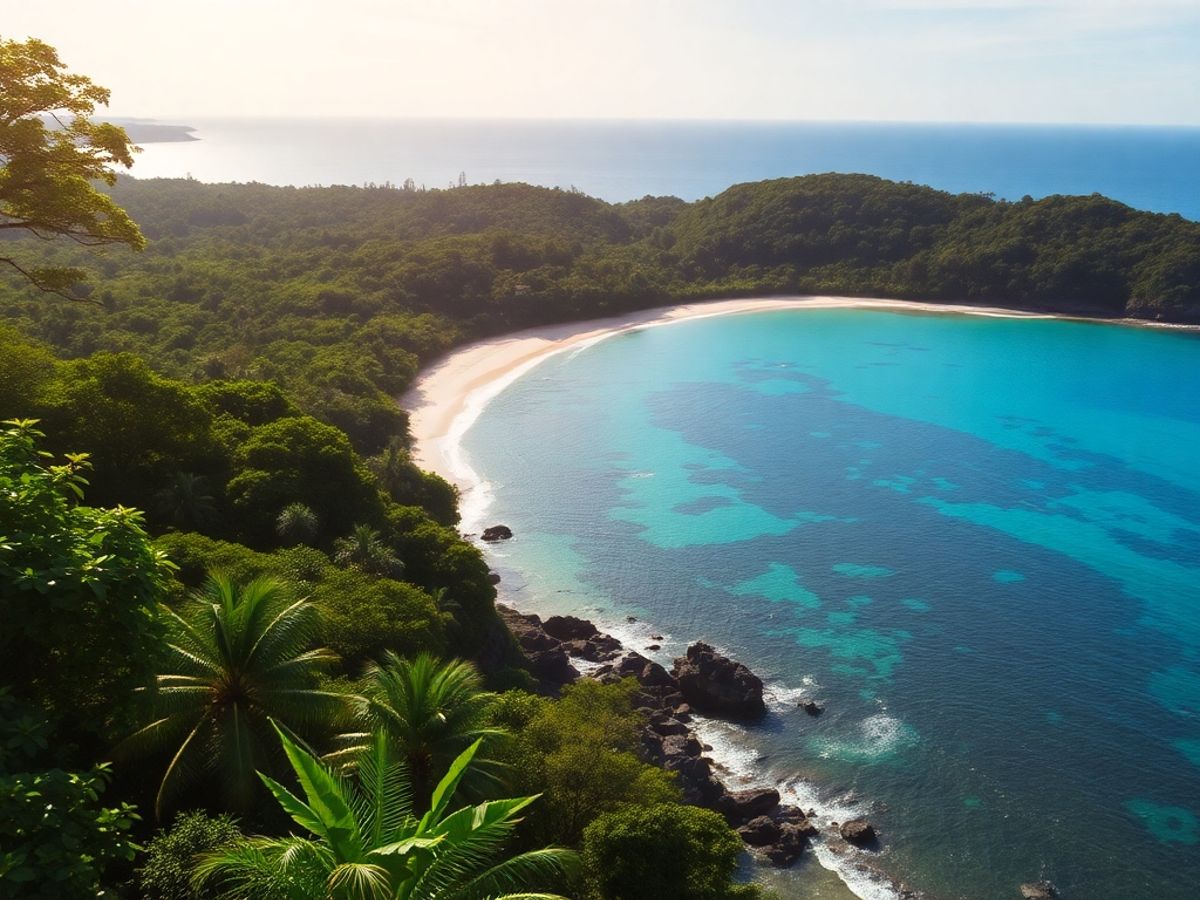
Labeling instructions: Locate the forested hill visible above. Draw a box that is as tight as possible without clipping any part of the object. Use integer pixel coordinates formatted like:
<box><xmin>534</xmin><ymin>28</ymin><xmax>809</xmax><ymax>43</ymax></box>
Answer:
<box><xmin>1</xmin><ymin>173</ymin><xmax>1198</xmax><ymax>456</ymax></box>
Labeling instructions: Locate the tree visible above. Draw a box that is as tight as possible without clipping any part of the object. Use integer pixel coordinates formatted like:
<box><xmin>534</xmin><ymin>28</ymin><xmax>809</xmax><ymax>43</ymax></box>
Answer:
<box><xmin>581</xmin><ymin>804</ymin><xmax>760</xmax><ymax>900</ymax></box>
<box><xmin>0</xmin><ymin>689</ymin><xmax>141</xmax><ymax>898</ymax></box>
<box><xmin>333</xmin><ymin>523</ymin><xmax>403</xmax><ymax>578</ymax></box>
<box><xmin>0</xmin><ymin>419</ymin><xmax>170</xmax><ymax>748</ymax></box>
<box><xmin>156</xmin><ymin>472</ymin><xmax>220</xmax><ymax>531</ymax></box>
<box><xmin>332</xmin><ymin>653</ymin><xmax>505</xmax><ymax>810</ymax></box>
<box><xmin>195</xmin><ymin>725</ymin><xmax>576</xmax><ymax>900</ymax></box>
<box><xmin>0</xmin><ymin>37</ymin><xmax>144</xmax><ymax>299</ymax></box>
<box><xmin>495</xmin><ymin>681</ymin><xmax>680</xmax><ymax>848</ymax></box>
<box><xmin>118</xmin><ymin>573</ymin><xmax>349</xmax><ymax>818</ymax></box>
<box><xmin>138</xmin><ymin>811</ymin><xmax>244</xmax><ymax>900</ymax></box>
<box><xmin>276</xmin><ymin>502</ymin><xmax>319</xmax><ymax>546</ymax></box>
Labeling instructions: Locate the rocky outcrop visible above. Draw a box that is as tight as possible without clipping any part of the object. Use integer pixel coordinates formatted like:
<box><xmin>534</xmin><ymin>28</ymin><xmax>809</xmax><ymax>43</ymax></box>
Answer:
<box><xmin>542</xmin><ymin>615</ymin><xmax>598</xmax><ymax>640</ymax></box>
<box><xmin>717</xmin><ymin>788</ymin><xmax>780</xmax><ymax>825</ymax></box>
<box><xmin>495</xmin><ymin>605</ymin><xmax>580</xmax><ymax>691</ymax></box>
<box><xmin>481</xmin><ymin>524</ymin><xmax>513</xmax><ymax>542</ymax></box>
<box><xmin>672</xmin><ymin>642</ymin><xmax>766</xmax><ymax>719</ymax></box>
<box><xmin>494</xmin><ymin>610</ymin><xmax>818</xmax><ymax>867</ymax></box>
<box><xmin>839</xmin><ymin>818</ymin><xmax>878</xmax><ymax>847</ymax></box>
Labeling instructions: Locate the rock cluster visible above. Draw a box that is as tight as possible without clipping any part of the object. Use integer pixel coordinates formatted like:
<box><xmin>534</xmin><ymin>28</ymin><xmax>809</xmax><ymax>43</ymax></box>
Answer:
<box><xmin>1019</xmin><ymin>882</ymin><xmax>1059</xmax><ymax>899</ymax></box>
<box><xmin>495</xmin><ymin>606</ymin><xmax>831</xmax><ymax>868</ymax></box>
<box><xmin>671</xmin><ymin>641</ymin><xmax>766</xmax><ymax>719</ymax></box>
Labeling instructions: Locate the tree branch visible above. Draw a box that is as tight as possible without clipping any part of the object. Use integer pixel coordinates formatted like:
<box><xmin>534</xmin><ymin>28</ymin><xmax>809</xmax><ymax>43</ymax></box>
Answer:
<box><xmin>0</xmin><ymin>256</ymin><xmax>97</xmax><ymax>304</ymax></box>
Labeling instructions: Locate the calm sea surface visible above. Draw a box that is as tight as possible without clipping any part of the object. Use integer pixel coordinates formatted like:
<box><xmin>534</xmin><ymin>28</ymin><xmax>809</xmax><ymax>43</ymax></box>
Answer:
<box><xmin>131</xmin><ymin>118</ymin><xmax>1200</xmax><ymax>218</ymax></box>
<box><xmin>461</xmin><ymin>309</ymin><xmax>1200</xmax><ymax>899</ymax></box>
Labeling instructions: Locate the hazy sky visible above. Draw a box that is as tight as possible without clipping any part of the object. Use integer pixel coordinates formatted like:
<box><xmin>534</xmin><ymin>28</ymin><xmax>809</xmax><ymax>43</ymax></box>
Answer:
<box><xmin>10</xmin><ymin>0</ymin><xmax>1200</xmax><ymax>124</ymax></box>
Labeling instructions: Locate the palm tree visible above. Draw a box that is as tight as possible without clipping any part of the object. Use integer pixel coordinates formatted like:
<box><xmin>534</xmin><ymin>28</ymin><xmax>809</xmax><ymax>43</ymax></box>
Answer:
<box><xmin>276</xmin><ymin>501</ymin><xmax>320</xmax><ymax>546</ymax></box>
<box><xmin>119</xmin><ymin>572</ymin><xmax>350</xmax><ymax>818</ymax></box>
<box><xmin>331</xmin><ymin>653</ymin><xmax>506</xmax><ymax>810</ymax></box>
<box><xmin>333</xmin><ymin>524</ymin><xmax>403</xmax><ymax>578</ymax></box>
<box><xmin>195</xmin><ymin>724</ymin><xmax>576</xmax><ymax>900</ymax></box>
<box><xmin>155</xmin><ymin>471</ymin><xmax>218</xmax><ymax>530</ymax></box>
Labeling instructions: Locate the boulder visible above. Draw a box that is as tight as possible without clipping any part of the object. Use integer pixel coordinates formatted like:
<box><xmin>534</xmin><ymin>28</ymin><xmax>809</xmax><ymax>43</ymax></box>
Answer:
<box><xmin>487</xmin><ymin>571</ymin><xmax>501</xmax><ymax>585</ymax></box>
<box><xmin>764</xmin><ymin>822</ymin><xmax>812</xmax><ymax>867</ymax></box>
<box><xmin>671</xmin><ymin>642</ymin><xmax>766</xmax><ymax>719</ymax></box>
<box><xmin>738</xmin><ymin>815</ymin><xmax>781</xmax><ymax>847</ymax></box>
<box><xmin>1019</xmin><ymin>883</ymin><xmax>1059</xmax><ymax>900</ymax></box>
<box><xmin>717</xmin><ymin>788</ymin><xmax>781</xmax><ymax>824</ymax></box>
<box><xmin>649</xmin><ymin>716</ymin><xmax>689</xmax><ymax>737</ymax></box>
<box><xmin>542</xmin><ymin>615</ymin><xmax>599</xmax><ymax>641</ymax></box>
<box><xmin>799</xmin><ymin>699</ymin><xmax>824</xmax><ymax>716</ymax></box>
<box><xmin>839</xmin><ymin>818</ymin><xmax>877</xmax><ymax>847</ymax></box>
<box><xmin>481</xmin><ymin>524</ymin><xmax>513</xmax><ymax>542</ymax></box>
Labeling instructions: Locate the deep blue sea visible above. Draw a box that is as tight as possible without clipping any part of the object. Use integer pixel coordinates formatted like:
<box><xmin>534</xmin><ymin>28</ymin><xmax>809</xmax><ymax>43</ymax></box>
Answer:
<box><xmin>461</xmin><ymin>309</ymin><xmax>1200</xmax><ymax>899</ymax></box>
<box><xmin>132</xmin><ymin>118</ymin><xmax>1200</xmax><ymax>219</ymax></box>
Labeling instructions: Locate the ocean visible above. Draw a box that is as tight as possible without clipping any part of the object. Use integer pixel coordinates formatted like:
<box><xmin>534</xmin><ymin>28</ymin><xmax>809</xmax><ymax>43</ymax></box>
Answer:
<box><xmin>130</xmin><ymin>118</ymin><xmax>1200</xmax><ymax>219</ymax></box>
<box><xmin>458</xmin><ymin>309</ymin><xmax>1200</xmax><ymax>899</ymax></box>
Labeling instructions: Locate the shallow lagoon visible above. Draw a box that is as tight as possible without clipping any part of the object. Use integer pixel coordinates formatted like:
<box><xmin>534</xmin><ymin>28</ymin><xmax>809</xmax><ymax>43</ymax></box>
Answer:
<box><xmin>463</xmin><ymin>309</ymin><xmax>1200</xmax><ymax>898</ymax></box>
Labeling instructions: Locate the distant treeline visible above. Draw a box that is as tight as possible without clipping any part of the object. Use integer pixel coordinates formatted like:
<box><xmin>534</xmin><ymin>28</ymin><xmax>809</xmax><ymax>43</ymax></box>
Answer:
<box><xmin>1</xmin><ymin>173</ymin><xmax>1197</xmax><ymax>458</ymax></box>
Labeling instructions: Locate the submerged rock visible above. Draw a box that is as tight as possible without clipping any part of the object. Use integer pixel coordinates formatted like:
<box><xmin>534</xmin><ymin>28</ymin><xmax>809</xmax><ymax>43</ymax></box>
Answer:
<box><xmin>671</xmin><ymin>642</ymin><xmax>766</xmax><ymax>719</ymax></box>
<box><xmin>481</xmin><ymin>524</ymin><xmax>513</xmax><ymax>542</ymax></box>
<box><xmin>1019</xmin><ymin>882</ymin><xmax>1059</xmax><ymax>899</ymax></box>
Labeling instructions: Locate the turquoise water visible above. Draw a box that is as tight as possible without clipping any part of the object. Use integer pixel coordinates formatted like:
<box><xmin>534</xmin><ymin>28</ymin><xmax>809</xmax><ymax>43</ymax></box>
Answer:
<box><xmin>132</xmin><ymin>119</ymin><xmax>1200</xmax><ymax>219</ymax></box>
<box><xmin>462</xmin><ymin>310</ymin><xmax>1200</xmax><ymax>899</ymax></box>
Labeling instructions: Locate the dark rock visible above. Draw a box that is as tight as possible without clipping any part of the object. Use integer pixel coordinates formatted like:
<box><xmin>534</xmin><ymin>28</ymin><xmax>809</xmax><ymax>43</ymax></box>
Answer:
<box><xmin>660</xmin><ymin>734</ymin><xmax>703</xmax><ymax>760</ymax></box>
<box><xmin>738</xmin><ymin>816</ymin><xmax>782</xmax><ymax>847</ymax></box>
<box><xmin>626</xmin><ymin>615</ymin><xmax>637</xmax><ymax>622</ymax></box>
<box><xmin>839</xmin><ymin>818</ymin><xmax>877</xmax><ymax>847</ymax></box>
<box><xmin>1019</xmin><ymin>883</ymin><xmax>1059</xmax><ymax>900</ymax></box>
<box><xmin>650</xmin><ymin>634</ymin><xmax>664</xmax><ymax>640</ymax></box>
<box><xmin>717</xmin><ymin>788</ymin><xmax>780</xmax><ymax>824</ymax></box>
<box><xmin>542</xmin><ymin>615</ymin><xmax>598</xmax><ymax>641</ymax></box>
<box><xmin>674</xmin><ymin>702</ymin><xmax>693</xmax><ymax>718</ymax></box>
<box><xmin>527</xmin><ymin>646</ymin><xmax>578</xmax><ymax>684</ymax></box>
<box><xmin>799</xmin><ymin>699</ymin><xmax>824</xmax><ymax>716</ymax></box>
<box><xmin>764</xmin><ymin>822</ymin><xmax>812</xmax><ymax>867</ymax></box>
<box><xmin>646</xmin><ymin>644</ymin><xmax>661</xmax><ymax>651</ymax></box>
<box><xmin>671</xmin><ymin>642</ymin><xmax>766</xmax><ymax>719</ymax></box>
<box><xmin>487</xmin><ymin>571</ymin><xmax>501</xmax><ymax>585</ymax></box>
<box><xmin>481</xmin><ymin>524</ymin><xmax>513</xmax><ymax>542</ymax></box>
<box><xmin>650</xmin><ymin>717</ymin><xmax>689</xmax><ymax>737</ymax></box>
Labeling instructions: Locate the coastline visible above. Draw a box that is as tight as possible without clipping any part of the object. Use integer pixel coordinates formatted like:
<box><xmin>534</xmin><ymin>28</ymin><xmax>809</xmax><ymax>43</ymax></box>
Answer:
<box><xmin>401</xmin><ymin>294</ymin><xmax>1188</xmax><ymax>900</ymax></box>
<box><xmin>401</xmin><ymin>293</ymin><xmax>1074</xmax><ymax>900</ymax></box>
<box><xmin>403</xmin><ymin>293</ymin><xmax>1182</xmax><ymax>502</ymax></box>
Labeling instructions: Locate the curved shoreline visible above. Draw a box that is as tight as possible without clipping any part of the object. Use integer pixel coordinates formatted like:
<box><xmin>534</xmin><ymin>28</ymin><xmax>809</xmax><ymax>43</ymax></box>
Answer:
<box><xmin>401</xmin><ymin>295</ymin><xmax>1074</xmax><ymax>498</ymax></box>
<box><xmin>400</xmin><ymin>294</ymin><xmax>1161</xmax><ymax>900</ymax></box>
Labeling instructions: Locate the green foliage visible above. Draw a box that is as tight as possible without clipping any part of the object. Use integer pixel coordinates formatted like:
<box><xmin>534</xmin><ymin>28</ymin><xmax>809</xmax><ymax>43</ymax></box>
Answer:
<box><xmin>138</xmin><ymin>811</ymin><xmax>243</xmax><ymax>900</ymax></box>
<box><xmin>312</xmin><ymin>571</ymin><xmax>446</xmax><ymax>670</ymax></box>
<box><xmin>582</xmin><ymin>803</ymin><xmax>759</xmax><ymax>900</ymax></box>
<box><xmin>195</xmin><ymin>726</ymin><xmax>576</xmax><ymax>900</ymax></box>
<box><xmin>117</xmin><ymin>573</ymin><xmax>348</xmax><ymax>818</ymax></box>
<box><xmin>0</xmin><ymin>420</ymin><xmax>170</xmax><ymax>747</ymax></box>
<box><xmin>496</xmin><ymin>681</ymin><xmax>681</xmax><ymax>848</ymax></box>
<box><xmin>275</xmin><ymin>502</ymin><xmax>319</xmax><ymax>547</ymax></box>
<box><xmin>333</xmin><ymin>523</ymin><xmax>403</xmax><ymax>577</ymax></box>
<box><xmin>38</xmin><ymin>352</ymin><xmax>225</xmax><ymax>515</ymax></box>
<box><xmin>193</xmin><ymin>380</ymin><xmax>299</xmax><ymax>427</ymax></box>
<box><xmin>0</xmin><ymin>688</ymin><xmax>139</xmax><ymax>898</ymax></box>
<box><xmin>0</xmin><ymin>37</ymin><xmax>144</xmax><ymax>300</ymax></box>
<box><xmin>0</xmin><ymin>762</ymin><xmax>140</xmax><ymax>898</ymax></box>
<box><xmin>331</xmin><ymin>653</ymin><xmax>505</xmax><ymax>810</ymax></box>
<box><xmin>227</xmin><ymin>416</ymin><xmax>382</xmax><ymax>546</ymax></box>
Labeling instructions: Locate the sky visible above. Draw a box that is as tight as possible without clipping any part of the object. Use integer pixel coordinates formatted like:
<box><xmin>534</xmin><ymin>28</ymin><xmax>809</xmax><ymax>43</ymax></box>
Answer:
<box><xmin>9</xmin><ymin>0</ymin><xmax>1200</xmax><ymax>125</ymax></box>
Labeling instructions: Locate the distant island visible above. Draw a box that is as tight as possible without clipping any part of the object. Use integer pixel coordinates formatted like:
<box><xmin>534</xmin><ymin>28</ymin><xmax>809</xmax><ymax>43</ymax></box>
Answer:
<box><xmin>109</xmin><ymin>117</ymin><xmax>199</xmax><ymax>143</ymax></box>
